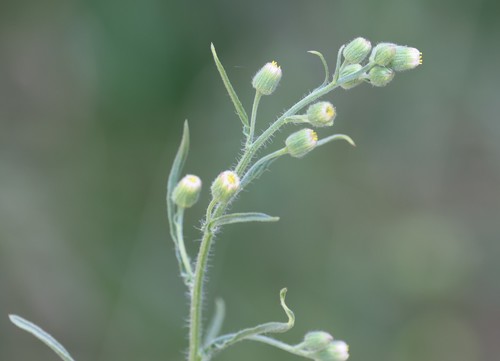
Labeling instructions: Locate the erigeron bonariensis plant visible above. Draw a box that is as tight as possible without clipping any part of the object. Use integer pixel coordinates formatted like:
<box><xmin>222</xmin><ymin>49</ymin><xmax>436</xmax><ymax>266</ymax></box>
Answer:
<box><xmin>9</xmin><ymin>37</ymin><xmax>422</xmax><ymax>361</ymax></box>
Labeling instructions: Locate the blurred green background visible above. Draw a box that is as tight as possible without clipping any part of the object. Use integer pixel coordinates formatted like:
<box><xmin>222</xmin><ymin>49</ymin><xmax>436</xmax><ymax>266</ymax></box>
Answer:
<box><xmin>1</xmin><ymin>0</ymin><xmax>499</xmax><ymax>360</ymax></box>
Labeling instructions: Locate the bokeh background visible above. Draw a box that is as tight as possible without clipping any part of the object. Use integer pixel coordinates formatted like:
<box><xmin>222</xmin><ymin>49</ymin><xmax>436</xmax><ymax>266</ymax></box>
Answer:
<box><xmin>1</xmin><ymin>0</ymin><xmax>499</xmax><ymax>360</ymax></box>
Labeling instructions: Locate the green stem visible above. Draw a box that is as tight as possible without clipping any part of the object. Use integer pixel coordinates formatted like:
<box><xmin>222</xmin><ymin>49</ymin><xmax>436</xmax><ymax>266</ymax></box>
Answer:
<box><xmin>247</xmin><ymin>91</ymin><xmax>262</xmax><ymax>149</ymax></box>
<box><xmin>189</xmin><ymin>200</ymin><xmax>225</xmax><ymax>361</ymax></box>
<box><xmin>247</xmin><ymin>335</ymin><xmax>310</xmax><ymax>357</ymax></box>
<box><xmin>175</xmin><ymin>207</ymin><xmax>193</xmax><ymax>282</ymax></box>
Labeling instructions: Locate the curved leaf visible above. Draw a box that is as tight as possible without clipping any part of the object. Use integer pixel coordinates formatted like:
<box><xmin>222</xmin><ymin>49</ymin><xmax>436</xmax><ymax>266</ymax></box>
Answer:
<box><xmin>317</xmin><ymin>133</ymin><xmax>356</xmax><ymax>148</ymax></box>
<box><xmin>204</xmin><ymin>288</ymin><xmax>295</xmax><ymax>356</ymax></box>
<box><xmin>308</xmin><ymin>50</ymin><xmax>329</xmax><ymax>85</ymax></box>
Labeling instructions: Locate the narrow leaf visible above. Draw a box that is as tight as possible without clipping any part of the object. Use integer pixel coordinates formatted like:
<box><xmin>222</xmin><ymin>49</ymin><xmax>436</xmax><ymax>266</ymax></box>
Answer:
<box><xmin>240</xmin><ymin>148</ymin><xmax>288</xmax><ymax>188</ymax></box>
<box><xmin>317</xmin><ymin>133</ymin><xmax>356</xmax><ymax>148</ymax></box>
<box><xmin>167</xmin><ymin>120</ymin><xmax>190</xmax><ymax>242</ymax></box>
<box><xmin>212</xmin><ymin>212</ymin><xmax>279</xmax><ymax>228</ymax></box>
<box><xmin>211</xmin><ymin>43</ymin><xmax>250</xmax><ymax>132</ymax></box>
<box><xmin>9</xmin><ymin>315</ymin><xmax>76</xmax><ymax>361</ymax></box>
<box><xmin>308</xmin><ymin>50</ymin><xmax>329</xmax><ymax>85</ymax></box>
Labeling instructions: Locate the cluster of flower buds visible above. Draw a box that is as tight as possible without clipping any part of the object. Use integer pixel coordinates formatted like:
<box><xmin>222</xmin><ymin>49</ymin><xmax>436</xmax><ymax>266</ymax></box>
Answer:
<box><xmin>172</xmin><ymin>175</ymin><xmax>202</xmax><ymax>208</ymax></box>
<box><xmin>339</xmin><ymin>37</ymin><xmax>422</xmax><ymax>89</ymax></box>
<box><xmin>299</xmin><ymin>331</ymin><xmax>350</xmax><ymax>361</ymax></box>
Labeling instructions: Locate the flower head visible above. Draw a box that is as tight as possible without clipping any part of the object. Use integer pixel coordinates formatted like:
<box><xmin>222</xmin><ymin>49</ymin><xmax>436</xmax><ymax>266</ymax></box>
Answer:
<box><xmin>307</xmin><ymin>102</ymin><xmax>336</xmax><ymax>127</ymax></box>
<box><xmin>211</xmin><ymin>171</ymin><xmax>240</xmax><ymax>203</ymax></box>
<box><xmin>286</xmin><ymin>129</ymin><xmax>318</xmax><ymax>158</ymax></box>
<box><xmin>252</xmin><ymin>61</ymin><xmax>282</xmax><ymax>95</ymax></box>
<box><xmin>172</xmin><ymin>175</ymin><xmax>202</xmax><ymax>208</ymax></box>
<box><xmin>390</xmin><ymin>46</ymin><xmax>422</xmax><ymax>71</ymax></box>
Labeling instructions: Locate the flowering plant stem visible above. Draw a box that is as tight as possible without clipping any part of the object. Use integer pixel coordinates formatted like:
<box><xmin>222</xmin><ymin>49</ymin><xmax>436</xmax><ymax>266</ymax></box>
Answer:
<box><xmin>188</xmin><ymin>58</ymin><xmax>376</xmax><ymax>361</ymax></box>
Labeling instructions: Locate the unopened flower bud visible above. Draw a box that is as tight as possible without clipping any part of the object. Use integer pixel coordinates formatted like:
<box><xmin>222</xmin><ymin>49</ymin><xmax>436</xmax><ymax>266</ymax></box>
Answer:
<box><xmin>307</xmin><ymin>102</ymin><xmax>336</xmax><ymax>127</ymax></box>
<box><xmin>252</xmin><ymin>61</ymin><xmax>282</xmax><ymax>95</ymax></box>
<box><xmin>390</xmin><ymin>46</ymin><xmax>422</xmax><ymax>71</ymax></box>
<box><xmin>343</xmin><ymin>37</ymin><xmax>372</xmax><ymax>64</ymax></box>
<box><xmin>302</xmin><ymin>331</ymin><xmax>334</xmax><ymax>352</ymax></box>
<box><xmin>369</xmin><ymin>43</ymin><xmax>397</xmax><ymax>66</ymax></box>
<box><xmin>286</xmin><ymin>129</ymin><xmax>318</xmax><ymax>158</ymax></box>
<box><xmin>339</xmin><ymin>64</ymin><xmax>364</xmax><ymax>90</ymax></box>
<box><xmin>314</xmin><ymin>340</ymin><xmax>349</xmax><ymax>361</ymax></box>
<box><xmin>172</xmin><ymin>175</ymin><xmax>202</xmax><ymax>208</ymax></box>
<box><xmin>368</xmin><ymin>66</ymin><xmax>395</xmax><ymax>87</ymax></box>
<box><xmin>211</xmin><ymin>171</ymin><xmax>240</xmax><ymax>203</ymax></box>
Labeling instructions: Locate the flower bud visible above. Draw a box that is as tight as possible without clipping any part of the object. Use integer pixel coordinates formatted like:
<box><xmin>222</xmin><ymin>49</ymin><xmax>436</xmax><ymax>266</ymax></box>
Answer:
<box><xmin>211</xmin><ymin>171</ymin><xmax>240</xmax><ymax>203</ymax></box>
<box><xmin>390</xmin><ymin>46</ymin><xmax>422</xmax><ymax>71</ymax></box>
<box><xmin>369</xmin><ymin>43</ymin><xmax>397</xmax><ymax>66</ymax></box>
<box><xmin>252</xmin><ymin>61</ymin><xmax>282</xmax><ymax>95</ymax></box>
<box><xmin>339</xmin><ymin>64</ymin><xmax>364</xmax><ymax>90</ymax></box>
<box><xmin>172</xmin><ymin>175</ymin><xmax>202</xmax><ymax>208</ymax></box>
<box><xmin>343</xmin><ymin>37</ymin><xmax>372</xmax><ymax>64</ymax></box>
<box><xmin>285</xmin><ymin>129</ymin><xmax>318</xmax><ymax>158</ymax></box>
<box><xmin>368</xmin><ymin>66</ymin><xmax>395</xmax><ymax>87</ymax></box>
<box><xmin>302</xmin><ymin>331</ymin><xmax>334</xmax><ymax>352</ymax></box>
<box><xmin>306</xmin><ymin>102</ymin><xmax>336</xmax><ymax>127</ymax></box>
<box><xmin>314</xmin><ymin>340</ymin><xmax>349</xmax><ymax>361</ymax></box>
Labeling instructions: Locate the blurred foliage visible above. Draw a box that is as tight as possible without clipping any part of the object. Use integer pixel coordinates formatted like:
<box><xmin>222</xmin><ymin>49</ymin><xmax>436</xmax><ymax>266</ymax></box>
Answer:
<box><xmin>1</xmin><ymin>0</ymin><xmax>499</xmax><ymax>360</ymax></box>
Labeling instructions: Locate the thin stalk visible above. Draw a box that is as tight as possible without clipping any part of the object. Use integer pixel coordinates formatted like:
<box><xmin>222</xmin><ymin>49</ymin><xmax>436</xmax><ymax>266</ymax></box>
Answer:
<box><xmin>247</xmin><ymin>335</ymin><xmax>310</xmax><ymax>357</ymax></box>
<box><xmin>246</xmin><ymin>91</ymin><xmax>262</xmax><ymax>149</ymax></box>
<box><xmin>175</xmin><ymin>207</ymin><xmax>193</xmax><ymax>282</ymax></box>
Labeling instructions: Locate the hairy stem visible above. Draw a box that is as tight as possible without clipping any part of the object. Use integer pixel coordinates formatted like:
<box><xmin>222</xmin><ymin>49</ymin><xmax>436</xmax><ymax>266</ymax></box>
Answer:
<box><xmin>189</xmin><ymin>200</ymin><xmax>225</xmax><ymax>361</ymax></box>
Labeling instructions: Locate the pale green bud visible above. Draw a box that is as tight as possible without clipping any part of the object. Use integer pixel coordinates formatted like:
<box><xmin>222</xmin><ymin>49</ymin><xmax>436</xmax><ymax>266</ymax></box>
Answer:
<box><xmin>306</xmin><ymin>102</ymin><xmax>336</xmax><ymax>127</ymax></box>
<box><xmin>302</xmin><ymin>331</ymin><xmax>334</xmax><ymax>352</ymax></box>
<box><xmin>339</xmin><ymin>64</ymin><xmax>364</xmax><ymax>90</ymax></box>
<box><xmin>314</xmin><ymin>340</ymin><xmax>349</xmax><ymax>361</ymax></box>
<box><xmin>369</xmin><ymin>43</ymin><xmax>397</xmax><ymax>66</ymax></box>
<box><xmin>343</xmin><ymin>37</ymin><xmax>372</xmax><ymax>64</ymax></box>
<box><xmin>172</xmin><ymin>175</ymin><xmax>202</xmax><ymax>208</ymax></box>
<box><xmin>285</xmin><ymin>129</ymin><xmax>318</xmax><ymax>158</ymax></box>
<box><xmin>211</xmin><ymin>171</ymin><xmax>240</xmax><ymax>203</ymax></box>
<box><xmin>390</xmin><ymin>46</ymin><xmax>422</xmax><ymax>71</ymax></box>
<box><xmin>252</xmin><ymin>61</ymin><xmax>282</xmax><ymax>95</ymax></box>
<box><xmin>368</xmin><ymin>66</ymin><xmax>395</xmax><ymax>87</ymax></box>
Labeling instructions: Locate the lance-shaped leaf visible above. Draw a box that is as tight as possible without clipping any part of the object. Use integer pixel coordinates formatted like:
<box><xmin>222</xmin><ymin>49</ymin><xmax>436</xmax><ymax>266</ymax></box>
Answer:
<box><xmin>9</xmin><ymin>315</ymin><xmax>76</xmax><ymax>361</ymax></box>
<box><xmin>167</xmin><ymin>120</ymin><xmax>190</xmax><ymax>242</ymax></box>
<box><xmin>211</xmin><ymin>212</ymin><xmax>280</xmax><ymax>228</ymax></box>
<box><xmin>204</xmin><ymin>288</ymin><xmax>295</xmax><ymax>357</ymax></box>
<box><xmin>211</xmin><ymin>43</ymin><xmax>250</xmax><ymax>133</ymax></box>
